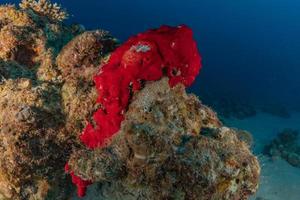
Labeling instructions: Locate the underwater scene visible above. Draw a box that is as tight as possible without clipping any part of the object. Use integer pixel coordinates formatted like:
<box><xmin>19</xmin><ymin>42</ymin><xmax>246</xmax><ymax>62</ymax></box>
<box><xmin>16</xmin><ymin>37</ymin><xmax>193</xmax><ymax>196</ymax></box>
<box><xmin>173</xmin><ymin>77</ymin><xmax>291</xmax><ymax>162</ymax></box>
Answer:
<box><xmin>0</xmin><ymin>0</ymin><xmax>299</xmax><ymax>199</ymax></box>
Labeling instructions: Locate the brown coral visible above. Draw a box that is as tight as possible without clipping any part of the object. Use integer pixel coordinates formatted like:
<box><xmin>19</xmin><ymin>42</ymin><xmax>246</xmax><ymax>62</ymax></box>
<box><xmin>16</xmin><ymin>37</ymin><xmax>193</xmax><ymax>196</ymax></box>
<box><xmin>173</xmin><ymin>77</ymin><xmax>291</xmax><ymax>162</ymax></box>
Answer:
<box><xmin>0</xmin><ymin>4</ymin><xmax>33</xmax><ymax>27</ymax></box>
<box><xmin>56</xmin><ymin>30</ymin><xmax>116</xmax><ymax>81</ymax></box>
<box><xmin>57</xmin><ymin>30</ymin><xmax>117</xmax><ymax>136</ymax></box>
<box><xmin>0</xmin><ymin>2</ymin><xmax>115</xmax><ymax>199</ymax></box>
<box><xmin>19</xmin><ymin>0</ymin><xmax>68</xmax><ymax>22</ymax></box>
<box><xmin>0</xmin><ymin>2</ymin><xmax>82</xmax><ymax>81</ymax></box>
<box><xmin>0</xmin><ymin>78</ymin><xmax>69</xmax><ymax>199</ymax></box>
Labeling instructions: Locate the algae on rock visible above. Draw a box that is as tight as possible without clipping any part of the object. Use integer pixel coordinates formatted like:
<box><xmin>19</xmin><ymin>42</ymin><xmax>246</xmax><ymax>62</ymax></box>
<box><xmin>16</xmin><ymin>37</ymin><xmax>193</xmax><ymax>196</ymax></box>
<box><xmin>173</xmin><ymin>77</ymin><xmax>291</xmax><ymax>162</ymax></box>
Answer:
<box><xmin>68</xmin><ymin>79</ymin><xmax>260</xmax><ymax>200</ymax></box>
<box><xmin>0</xmin><ymin>1</ymin><xmax>259</xmax><ymax>200</ymax></box>
<box><xmin>0</xmin><ymin>1</ymin><xmax>116</xmax><ymax>199</ymax></box>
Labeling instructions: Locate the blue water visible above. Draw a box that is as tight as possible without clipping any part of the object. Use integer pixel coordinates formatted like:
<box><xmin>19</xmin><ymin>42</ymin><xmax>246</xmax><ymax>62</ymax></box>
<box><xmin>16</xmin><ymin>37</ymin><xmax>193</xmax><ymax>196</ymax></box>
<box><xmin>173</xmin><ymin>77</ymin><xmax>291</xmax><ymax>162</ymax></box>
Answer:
<box><xmin>5</xmin><ymin>0</ymin><xmax>300</xmax><ymax>110</ymax></box>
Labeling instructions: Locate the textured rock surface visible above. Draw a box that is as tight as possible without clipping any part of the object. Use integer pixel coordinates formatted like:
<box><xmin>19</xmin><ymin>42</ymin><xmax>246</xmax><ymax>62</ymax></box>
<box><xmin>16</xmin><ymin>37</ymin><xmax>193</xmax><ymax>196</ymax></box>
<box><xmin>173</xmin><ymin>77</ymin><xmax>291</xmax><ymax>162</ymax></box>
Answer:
<box><xmin>68</xmin><ymin>79</ymin><xmax>260</xmax><ymax>200</ymax></box>
<box><xmin>0</xmin><ymin>1</ymin><xmax>115</xmax><ymax>199</ymax></box>
<box><xmin>19</xmin><ymin>0</ymin><xmax>68</xmax><ymax>22</ymax></box>
<box><xmin>58</xmin><ymin>30</ymin><xmax>116</xmax><ymax>137</ymax></box>
<box><xmin>0</xmin><ymin>1</ymin><xmax>260</xmax><ymax>200</ymax></box>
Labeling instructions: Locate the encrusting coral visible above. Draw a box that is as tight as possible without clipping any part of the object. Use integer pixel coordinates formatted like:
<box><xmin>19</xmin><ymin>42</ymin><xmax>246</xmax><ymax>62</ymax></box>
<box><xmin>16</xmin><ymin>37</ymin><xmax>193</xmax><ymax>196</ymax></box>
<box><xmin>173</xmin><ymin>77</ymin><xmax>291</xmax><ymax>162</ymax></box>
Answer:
<box><xmin>57</xmin><ymin>30</ymin><xmax>117</xmax><ymax>137</ymax></box>
<box><xmin>0</xmin><ymin>1</ymin><xmax>116</xmax><ymax>199</ymax></box>
<box><xmin>0</xmin><ymin>0</ymin><xmax>260</xmax><ymax>199</ymax></box>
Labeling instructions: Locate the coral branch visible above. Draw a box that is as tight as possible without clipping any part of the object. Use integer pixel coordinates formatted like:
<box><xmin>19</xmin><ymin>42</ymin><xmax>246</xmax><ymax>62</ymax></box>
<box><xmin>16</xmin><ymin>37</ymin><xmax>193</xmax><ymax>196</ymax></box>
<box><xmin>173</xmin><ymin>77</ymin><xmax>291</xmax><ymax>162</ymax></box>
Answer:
<box><xmin>19</xmin><ymin>0</ymin><xmax>68</xmax><ymax>22</ymax></box>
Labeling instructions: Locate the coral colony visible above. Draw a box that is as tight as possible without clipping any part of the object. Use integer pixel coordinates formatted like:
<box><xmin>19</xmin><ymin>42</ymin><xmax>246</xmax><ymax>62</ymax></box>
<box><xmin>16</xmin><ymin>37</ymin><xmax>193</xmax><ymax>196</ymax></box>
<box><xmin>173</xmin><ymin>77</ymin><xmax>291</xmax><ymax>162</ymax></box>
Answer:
<box><xmin>0</xmin><ymin>1</ymin><xmax>260</xmax><ymax>199</ymax></box>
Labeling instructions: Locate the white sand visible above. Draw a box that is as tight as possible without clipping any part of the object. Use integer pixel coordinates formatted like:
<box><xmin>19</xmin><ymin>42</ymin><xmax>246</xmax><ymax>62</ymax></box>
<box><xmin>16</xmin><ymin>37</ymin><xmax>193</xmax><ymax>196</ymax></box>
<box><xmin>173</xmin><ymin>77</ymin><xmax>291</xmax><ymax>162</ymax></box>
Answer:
<box><xmin>250</xmin><ymin>156</ymin><xmax>300</xmax><ymax>200</ymax></box>
<box><xmin>224</xmin><ymin>111</ymin><xmax>300</xmax><ymax>200</ymax></box>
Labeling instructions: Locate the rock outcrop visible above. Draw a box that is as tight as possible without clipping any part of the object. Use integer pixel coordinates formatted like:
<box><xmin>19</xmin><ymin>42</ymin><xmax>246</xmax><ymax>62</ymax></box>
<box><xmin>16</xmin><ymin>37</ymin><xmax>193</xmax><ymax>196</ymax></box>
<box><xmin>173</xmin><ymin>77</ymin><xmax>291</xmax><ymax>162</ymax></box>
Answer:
<box><xmin>68</xmin><ymin>79</ymin><xmax>260</xmax><ymax>200</ymax></box>
<box><xmin>0</xmin><ymin>1</ymin><xmax>260</xmax><ymax>200</ymax></box>
<box><xmin>0</xmin><ymin>1</ymin><xmax>115</xmax><ymax>199</ymax></box>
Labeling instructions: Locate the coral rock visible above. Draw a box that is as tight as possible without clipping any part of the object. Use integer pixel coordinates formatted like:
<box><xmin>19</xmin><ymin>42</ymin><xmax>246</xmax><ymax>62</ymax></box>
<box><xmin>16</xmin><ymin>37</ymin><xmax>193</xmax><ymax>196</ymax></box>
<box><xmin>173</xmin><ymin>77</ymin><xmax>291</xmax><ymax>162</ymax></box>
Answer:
<box><xmin>264</xmin><ymin>129</ymin><xmax>300</xmax><ymax>168</ymax></box>
<box><xmin>0</xmin><ymin>1</ymin><xmax>260</xmax><ymax>200</ymax></box>
<box><xmin>56</xmin><ymin>30</ymin><xmax>116</xmax><ymax>81</ymax></box>
<box><xmin>0</xmin><ymin>1</ymin><xmax>114</xmax><ymax>199</ymax></box>
<box><xmin>80</xmin><ymin>24</ymin><xmax>202</xmax><ymax>150</ymax></box>
<box><xmin>19</xmin><ymin>0</ymin><xmax>68</xmax><ymax>22</ymax></box>
<box><xmin>68</xmin><ymin>79</ymin><xmax>260</xmax><ymax>200</ymax></box>
<box><xmin>68</xmin><ymin>25</ymin><xmax>202</xmax><ymax>195</ymax></box>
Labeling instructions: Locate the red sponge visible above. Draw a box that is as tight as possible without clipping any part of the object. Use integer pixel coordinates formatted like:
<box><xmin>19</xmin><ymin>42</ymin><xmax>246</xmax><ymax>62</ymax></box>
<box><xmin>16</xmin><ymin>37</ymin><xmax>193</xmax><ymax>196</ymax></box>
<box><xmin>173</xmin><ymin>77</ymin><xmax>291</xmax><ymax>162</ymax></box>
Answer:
<box><xmin>67</xmin><ymin>25</ymin><xmax>202</xmax><ymax>197</ymax></box>
<box><xmin>81</xmin><ymin>25</ymin><xmax>201</xmax><ymax>149</ymax></box>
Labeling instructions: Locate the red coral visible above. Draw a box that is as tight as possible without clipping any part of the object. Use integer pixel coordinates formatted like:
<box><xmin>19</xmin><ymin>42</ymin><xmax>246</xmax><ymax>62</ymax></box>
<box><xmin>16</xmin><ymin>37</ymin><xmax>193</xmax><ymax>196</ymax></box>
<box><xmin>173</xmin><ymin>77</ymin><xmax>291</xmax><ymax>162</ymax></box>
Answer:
<box><xmin>67</xmin><ymin>25</ymin><xmax>202</xmax><ymax>197</ymax></box>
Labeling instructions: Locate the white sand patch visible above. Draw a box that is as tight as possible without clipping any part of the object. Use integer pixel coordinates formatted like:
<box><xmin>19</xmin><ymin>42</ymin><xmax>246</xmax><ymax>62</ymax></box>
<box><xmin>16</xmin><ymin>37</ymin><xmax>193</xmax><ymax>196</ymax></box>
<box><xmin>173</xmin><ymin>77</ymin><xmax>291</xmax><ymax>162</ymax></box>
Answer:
<box><xmin>250</xmin><ymin>156</ymin><xmax>300</xmax><ymax>200</ymax></box>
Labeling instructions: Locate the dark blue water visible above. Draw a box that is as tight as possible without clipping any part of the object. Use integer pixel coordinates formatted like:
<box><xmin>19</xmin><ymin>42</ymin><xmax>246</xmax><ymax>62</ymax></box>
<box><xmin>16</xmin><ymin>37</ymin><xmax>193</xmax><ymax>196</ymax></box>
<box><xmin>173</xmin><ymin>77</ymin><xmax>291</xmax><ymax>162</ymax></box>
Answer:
<box><xmin>5</xmin><ymin>0</ymin><xmax>300</xmax><ymax>110</ymax></box>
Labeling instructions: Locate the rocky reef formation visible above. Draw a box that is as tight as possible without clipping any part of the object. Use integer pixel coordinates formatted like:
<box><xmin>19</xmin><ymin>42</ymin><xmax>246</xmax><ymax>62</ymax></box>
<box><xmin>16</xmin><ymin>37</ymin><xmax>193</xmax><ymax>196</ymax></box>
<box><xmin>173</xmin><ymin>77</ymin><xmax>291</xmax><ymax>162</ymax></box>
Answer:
<box><xmin>0</xmin><ymin>0</ymin><xmax>260</xmax><ymax>199</ymax></box>
<box><xmin>264</xmin><ymin>129</ymin><xmax>300</xmax><ymax>168</ymax></box>
<box><xmin>64</xmin><ymin>24</ymin><xmax>204</xmax><ymax>197</ymax></box>
<box><xmin>68</xmin><ymin>78</ymin><xmax>260</xmax><ymax>200</ymax></box>
<box><xmin>0</xmin><ymin>1</ymin><xmax>116</xmax><ymax>199</ymax></box>
<box><xmin>19</xmin><ymin>0</ymin><xmax>68</xmax><ymax>22</ymax></box>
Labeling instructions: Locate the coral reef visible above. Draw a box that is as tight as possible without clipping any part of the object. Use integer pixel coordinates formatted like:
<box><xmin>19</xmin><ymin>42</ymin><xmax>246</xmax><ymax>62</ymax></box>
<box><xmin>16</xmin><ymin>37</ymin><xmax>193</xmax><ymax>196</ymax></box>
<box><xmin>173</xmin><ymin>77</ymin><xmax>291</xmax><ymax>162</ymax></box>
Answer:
<box><xmin>79</xmin><ymin>24</ymin><xmax>202</xmax><ymax>149</ymax></box>
<box><xmin>264</xmin><ymin>129</ymin><xmax>300</xmax><ymax>168</ymax></box>
<box><xmin>0</xmin><ymin>78</ymin><xmax>69</xmax><ymax>200</ymax></box>
<box><xmin>56</xmin><ymin>30</ymin><xmax>115</xmax><ymax>81</ymax></box>
<box><xmin>68</xmin><ymin>79</ymin><xmax>260</xmax><ymax>200</ymax></box>
<box><xmin>0</xmin><ymin>1</ymin><xmax>260</xmax><ymax>199</ymax></box>
<box><xmin>0</xmin><ymin>1</ymin><xmax>115</xmax><ymax>199</ymax></box>
<box><xmin>19</xmin><ymin>0</ymin><xmax>68</xmax><ymax>22</ymax></box>
<box><xmin>0</xmin><ymin>3</ymin><xmax>81</xmax><ymax>74</ymax></box>
<box><xmin>66</xmin><ymin>25</ymin><xmax>202</xmax><ymax>196</ymax></box>
<box><xmin>57</xmin><ymin>30</ymin><xmax>116</xmax><ymax>137</ymax></box>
